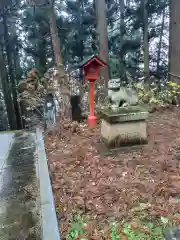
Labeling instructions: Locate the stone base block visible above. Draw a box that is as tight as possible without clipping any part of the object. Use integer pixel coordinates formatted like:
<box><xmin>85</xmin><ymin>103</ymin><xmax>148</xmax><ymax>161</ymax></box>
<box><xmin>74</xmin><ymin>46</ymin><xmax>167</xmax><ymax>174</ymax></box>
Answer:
<box><xmin>101</xmin><ymin>119</ymin><xmax>148</xmax><ymax>148</ymax></box>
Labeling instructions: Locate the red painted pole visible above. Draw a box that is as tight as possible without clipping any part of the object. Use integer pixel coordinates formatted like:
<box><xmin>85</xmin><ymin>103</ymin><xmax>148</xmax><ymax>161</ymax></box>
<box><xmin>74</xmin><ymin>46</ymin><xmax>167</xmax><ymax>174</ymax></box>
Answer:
<box><xmin>88</xmin><ymin>80</ymin><xmax>97</xmax><ymax>127</ymax></box>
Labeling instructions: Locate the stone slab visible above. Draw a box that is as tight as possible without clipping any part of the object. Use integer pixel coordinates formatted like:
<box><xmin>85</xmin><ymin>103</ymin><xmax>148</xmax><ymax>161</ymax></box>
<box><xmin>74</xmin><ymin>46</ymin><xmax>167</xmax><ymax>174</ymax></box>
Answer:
<box><xmin>101</xmin><ymin>119</ymin><xmax>147</xmax><ymax>148</ymax></box>
<box><xmin>36</xmin><ymin>128</ymin><xmax>60</xmax><ymax>240</ymax></box>
<box><xmin>100</xmin><ymin>105</ymin><xmax>149</xmax><ymax>123</ymax></box>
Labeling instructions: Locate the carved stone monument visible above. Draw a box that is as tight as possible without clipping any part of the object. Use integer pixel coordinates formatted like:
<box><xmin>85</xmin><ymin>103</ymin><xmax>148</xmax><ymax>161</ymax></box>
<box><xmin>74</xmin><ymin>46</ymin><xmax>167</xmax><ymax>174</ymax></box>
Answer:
<box><xmin>100</xmin><ymin>79</ymin><xmax>149</xmax><ymax>148</ymax></box>
<box><xmin>108</xmin><ymin>78</ymin><xmax>139</xmax><ymax>110</ymax></box>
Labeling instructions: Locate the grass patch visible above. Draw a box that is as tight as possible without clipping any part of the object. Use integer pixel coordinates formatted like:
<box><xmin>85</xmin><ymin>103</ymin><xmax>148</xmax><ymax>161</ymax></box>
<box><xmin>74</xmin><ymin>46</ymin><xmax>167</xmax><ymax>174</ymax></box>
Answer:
<box><xmin>66</xmin><ymin>214</ymin><xmax>173</xmax><ymax>240</ymax></box>
<box><xmin>67</xmin><ymin>215</ymin><xmax>89</xmax><ymax>240</ymax></box>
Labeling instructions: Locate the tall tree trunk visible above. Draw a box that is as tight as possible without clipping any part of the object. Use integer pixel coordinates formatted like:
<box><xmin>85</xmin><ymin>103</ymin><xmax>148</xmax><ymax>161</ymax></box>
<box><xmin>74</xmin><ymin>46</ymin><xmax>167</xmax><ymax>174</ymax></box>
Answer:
<box><xmin>48</xmin><ymin>2</ymin><xmax>63</xmax><ymax>67</ymax></box>
<box><xmin>0</xmin><ymin>46</ymin><xmax>16</xmax><ymax>130</ymax></box>
<box><xmin>78</xmin><ymin>0</ymin><xmax>84</xmax><ymax>82</ymax></box>
<box><xmin>156</xmin><ymin>6</ymin><xmax>165</xmax><ymax>73</ymax></box>
<box><xmin>47</xmin><ymin>0</ymin><xmax>71</xmax><ymax>118</ymax></box>
<box><xmin>13</xmin><ymin>39</ymin><xmax>22</xmax><ymax>84</ymax></box>
<box><xmin>79</xmin><ymin>0</ymin><xmax>84</xmax><ymax>63</ymax></box>
<box><xmin>3</xmin><ymin>15</ymin><xmax>22</xmax><ymax>129</ymax></box>
<box><xmin>13</xmin><ymin>36</ymin><xmax>24</xmax><ymax>128</ymax></box>
<box><xmin>38</xmin><ymin>37</ymin><xmax>47</xmax><ymax>74</ymax></box>
<box><xmin>95</xmin><ymin>0</ymin><xmax>109</xmax><ymax>89</ymax></box>
<box><xmin>118</xmin><ymin>0</ymin><xmax>126</xmax><ymax>82</ymax></box>
<box><xmin>169</xmin><ymin>0</ymin><xmax>180</xmax><ymax>84</ymax></box>
<box><xmin>143</xmin><ymin>0</ymin><xmax>149</xmax><ymax>83</ymax></box>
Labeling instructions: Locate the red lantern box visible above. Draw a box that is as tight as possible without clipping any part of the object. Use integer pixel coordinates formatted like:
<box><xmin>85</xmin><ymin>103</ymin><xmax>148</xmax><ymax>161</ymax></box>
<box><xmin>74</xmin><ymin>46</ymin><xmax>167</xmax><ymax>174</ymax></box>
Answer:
<box><xmin>80</xmin><ymin>55</ymin><xmax>107</xmax><ymax>127</ymax></box>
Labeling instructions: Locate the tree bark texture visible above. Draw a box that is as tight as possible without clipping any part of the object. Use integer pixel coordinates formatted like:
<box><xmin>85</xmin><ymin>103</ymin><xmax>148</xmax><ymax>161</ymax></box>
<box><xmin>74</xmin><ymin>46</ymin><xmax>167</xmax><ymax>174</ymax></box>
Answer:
<box><xmin>0</xmin><ymin>47</ymin><xmax>16</xmax><ymax>130</ymax></box>
<box><xmin>3</xmin><ymin>15</ymin><xmax>22</xmax><ymax>129</ymax></box>
<box><xmin>143</xmin><ymin>0</ymin><xmax>149</xmax><ymax>83</ymax></box>
<box><xmin>169</xmin><ymin>0</ymin><xmax>180</xmax><ymax>84</ymax></box>
<box><xmin>48</xmin><ymin>5</ymin><xmax>63</xmax><ymax>67</ymax></box>
<box><xmin>118</xmin><ymin>0</ymin><xmax>126</xmax><ymax>81</ymax></box>
<box><xmin>95</xmin><ymin>0</ymin><xmax>109</xmax><ymax>89</ymax></box>
<box><xmin>156</xmin><ymin>6</ymin><xmax>165</xmax><ymax>73</ymax></box>
<box><xmin>47</xmin><ymin>0</ymin><xmax>71</xmax><ymax>119</ymax></box>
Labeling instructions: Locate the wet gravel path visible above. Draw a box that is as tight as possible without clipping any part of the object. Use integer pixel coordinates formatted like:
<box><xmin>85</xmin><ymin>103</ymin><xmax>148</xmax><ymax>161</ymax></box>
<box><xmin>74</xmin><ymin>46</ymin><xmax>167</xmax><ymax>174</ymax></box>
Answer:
<box><xmin>0</xmin><ymin>132</ymin><xmax>42</xmax><ymax>240</ymax></box>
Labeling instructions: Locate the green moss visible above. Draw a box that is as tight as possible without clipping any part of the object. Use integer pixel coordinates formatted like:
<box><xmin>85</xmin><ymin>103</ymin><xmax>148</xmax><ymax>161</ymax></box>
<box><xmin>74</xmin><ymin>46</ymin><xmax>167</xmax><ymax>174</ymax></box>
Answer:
<box><xmin>102</xmin><ymin>136</ymin><xmax>148</xmax><ymax>148</ymax></box>
<box><xmin>99</xmin><ymin>105</ymin><xmax>149</xmax><ymax>124</ymax></box>
<box><xmin>100</xmin><ymin>105</ymin><xmax>148</xmax><ymax>117</ymax></box>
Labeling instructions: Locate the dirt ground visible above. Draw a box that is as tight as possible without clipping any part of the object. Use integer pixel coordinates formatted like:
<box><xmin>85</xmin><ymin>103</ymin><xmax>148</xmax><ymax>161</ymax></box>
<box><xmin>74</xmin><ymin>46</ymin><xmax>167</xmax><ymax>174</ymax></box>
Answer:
<box><xmin>45</xmin><ymin>107</ymin><xmax>180</xmax><ymax>239</ymax></box>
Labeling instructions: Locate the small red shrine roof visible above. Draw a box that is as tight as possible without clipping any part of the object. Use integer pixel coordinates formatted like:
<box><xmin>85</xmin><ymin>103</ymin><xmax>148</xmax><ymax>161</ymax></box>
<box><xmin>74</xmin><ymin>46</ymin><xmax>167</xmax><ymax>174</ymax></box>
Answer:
<box><xmin>80</xmin><ymin>55</ymin><xmax>107</xmax><ymax>68</ymax></box>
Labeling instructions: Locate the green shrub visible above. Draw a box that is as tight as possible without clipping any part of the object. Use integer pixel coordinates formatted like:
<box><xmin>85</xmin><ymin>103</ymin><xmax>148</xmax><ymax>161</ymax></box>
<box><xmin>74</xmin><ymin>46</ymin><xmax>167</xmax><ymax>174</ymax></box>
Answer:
<box><xmin>132</xmin><ymin>81</ymin><xmax>180</xmax><ymax>107</ymax></box>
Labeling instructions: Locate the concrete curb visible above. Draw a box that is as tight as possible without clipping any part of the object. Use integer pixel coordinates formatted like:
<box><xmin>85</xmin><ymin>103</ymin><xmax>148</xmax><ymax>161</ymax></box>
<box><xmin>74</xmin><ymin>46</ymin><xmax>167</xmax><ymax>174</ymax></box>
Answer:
<box><xmin>36</xmin><ymin>128</ymin><xmax>60</xmax><ymax>240</ymax></box>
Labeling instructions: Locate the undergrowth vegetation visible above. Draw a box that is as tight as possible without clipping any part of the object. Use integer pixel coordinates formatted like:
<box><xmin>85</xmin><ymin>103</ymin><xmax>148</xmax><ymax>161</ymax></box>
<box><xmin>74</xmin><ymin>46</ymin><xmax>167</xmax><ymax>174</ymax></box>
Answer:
<box><xmin>67</xmin><ymin>214</ymin><xmax>172</xmax><ymax>240</ymax></box>
<box><xmin>96</xmin><ymin>80</ymin><xmax>180</xmax><ymax>113</ymax></box>
<box><xmin>133</xmin><ymin>81</ymin><xmax>180</xmax><ymax>107</ymax></box>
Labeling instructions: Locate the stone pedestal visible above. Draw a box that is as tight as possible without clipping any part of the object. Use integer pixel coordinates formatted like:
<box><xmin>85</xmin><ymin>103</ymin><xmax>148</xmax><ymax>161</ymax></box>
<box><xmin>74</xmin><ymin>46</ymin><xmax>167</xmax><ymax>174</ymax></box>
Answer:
<box><xmin>100</xmin><ymin>106</ymin><xmax>149</xmax><ymax>148</ymax></box>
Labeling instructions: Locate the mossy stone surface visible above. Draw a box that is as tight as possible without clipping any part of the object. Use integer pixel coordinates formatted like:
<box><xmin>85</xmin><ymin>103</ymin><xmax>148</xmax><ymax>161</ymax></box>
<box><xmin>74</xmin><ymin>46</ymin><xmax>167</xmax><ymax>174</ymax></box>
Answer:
<box><xmin>101</xmin><ymin>105</ymin><xmax>148</xmax><ymax>115</ymax></box>
<box><xmin>101</xmin><ymin>136</ymin><xmax>148</xmax><ymax>149</ymax></box>
<box><xmin>100</xmin><ymin>105</ymin><xmax>149</xmax><ymax>123</ymax></box>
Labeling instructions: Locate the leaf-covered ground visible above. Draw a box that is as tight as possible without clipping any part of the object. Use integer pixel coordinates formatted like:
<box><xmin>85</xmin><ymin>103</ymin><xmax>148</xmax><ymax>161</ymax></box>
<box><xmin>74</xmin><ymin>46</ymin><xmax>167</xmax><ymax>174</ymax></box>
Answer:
<box><xmin>45</xmin><ymin>107</ymin><xmax>180</xmax><ymax>239</ymax></box>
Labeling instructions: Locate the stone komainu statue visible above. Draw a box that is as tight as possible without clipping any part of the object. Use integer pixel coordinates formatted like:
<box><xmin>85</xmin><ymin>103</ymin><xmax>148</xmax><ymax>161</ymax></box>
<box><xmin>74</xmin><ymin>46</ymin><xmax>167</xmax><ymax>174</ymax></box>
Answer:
<box><xmin>108</xmin><ymin>79</ymin><xmax>138</xmax><ymax>110</ymax></box>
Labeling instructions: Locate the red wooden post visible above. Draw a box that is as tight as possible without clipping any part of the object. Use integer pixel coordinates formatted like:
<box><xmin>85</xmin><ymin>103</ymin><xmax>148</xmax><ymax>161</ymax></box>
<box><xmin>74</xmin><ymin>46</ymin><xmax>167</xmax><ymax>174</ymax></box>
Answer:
<box><xmin>80</xmin><ymin>56</ymin><xmax>107</xmax><ymax>127</ymax></box>
<box><xmin>88</xmin><ymin>81</ymin><xmax>96</xmax><ymax>126</ymax></box>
